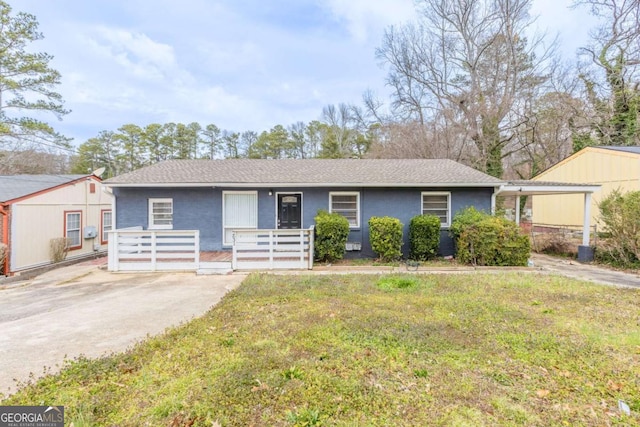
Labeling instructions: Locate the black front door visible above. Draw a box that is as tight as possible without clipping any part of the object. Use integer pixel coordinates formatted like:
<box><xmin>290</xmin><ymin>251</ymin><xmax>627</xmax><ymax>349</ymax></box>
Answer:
<box><xmin>278</xmin><ymin>194</ymin><xmax>302</xmax><ymax>229</ymax></box>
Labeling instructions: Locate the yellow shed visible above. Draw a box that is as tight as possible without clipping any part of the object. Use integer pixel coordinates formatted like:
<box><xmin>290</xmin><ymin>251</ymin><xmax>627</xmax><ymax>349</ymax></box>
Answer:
<box><xmin>532</xmin><ymin>146</ymin><xmax>640</xmax><ymax>228</ymax></box>
<box><xmin>0</xmin><ymin>174</ymin><xmax>113</xmax><ymax>276</ymax></box>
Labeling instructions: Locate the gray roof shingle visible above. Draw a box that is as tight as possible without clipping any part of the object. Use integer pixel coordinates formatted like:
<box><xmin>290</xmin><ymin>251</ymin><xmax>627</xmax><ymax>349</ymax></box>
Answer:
<box><xmin>0</xmin><ymin>175</ymin><xmax>88</xmax><ymax>202</ymax></box>
<box><xmin>105</xmin><ymin>159</ymin><xmax>503</xmax><ymax>186</ymax></box>
<box><xmin>596</xmin><ymin>146</ymin><xmax>640</xmax><ymax>155</ymax></box>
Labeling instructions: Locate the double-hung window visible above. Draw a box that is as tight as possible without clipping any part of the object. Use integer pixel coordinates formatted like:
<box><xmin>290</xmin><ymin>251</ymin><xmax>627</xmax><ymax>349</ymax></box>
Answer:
<box><xmin>149</xmin><ymin>198</ymin><xmax>173</xmax><ymax>229</ymax></box>
<box><xmin>101</xmin><ymin>210</ymin><xmax>113</xmax><ymax>243</ymax></box>
<box><xmin>223</xmin><ymin>191</ymin><xmax>258</xmax><ymax>246</ymax></box>
<box><xmin>422</xmin><ymin>192</ymin><xmax>451</xmax><ymax>227</ymax></box>
<box><xmin>65</xmin><ymin>211</ymin><xmax>82</xmax><ymax>250</ymax></box>
<box><xmin>329</xmin><ymin>192</ymin><xmax>360</xmax><ymax>228</ymax></box>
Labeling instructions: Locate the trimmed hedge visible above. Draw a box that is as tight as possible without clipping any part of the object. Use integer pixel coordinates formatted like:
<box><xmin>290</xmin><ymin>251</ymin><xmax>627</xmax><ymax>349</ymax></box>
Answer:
<box><xmin>409</xmin><ymin>214</ymin><xmax>441</xmax><ymax>260</ymax></box>
<box><xmin>452</xmin><ymin>209</ymin><xmax>530</xmax><ymax>266</ymax></box>
<box><xmin>369</xmin><ymin>216</ymin><xmax>403</xmax><ymax>262</ymax></box>
<box><xmin>314</xmin><ymin>210</ymin><xmax>350</xmax><ymax>262</ymax></box>
<box><xmin>449</xmin><ymin>206</ymin><xmax>486</xmax><ymax>240</ymax></box>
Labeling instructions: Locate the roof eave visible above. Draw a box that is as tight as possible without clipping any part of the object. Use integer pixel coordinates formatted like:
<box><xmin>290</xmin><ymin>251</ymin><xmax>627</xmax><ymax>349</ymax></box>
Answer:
<box><xmin>1</xmin><ymin>175</ymin><xmax>98</xmax><ymax>205</ymax></box>
<box><xmin>104</xmin><ymin>181</ymin><xmax>502</xmax><ymax>188</ymax></box>
<box><xmin>496</xmin><ymin>184</ymin><xmax>601</xmax><ymax>196</ymax></box>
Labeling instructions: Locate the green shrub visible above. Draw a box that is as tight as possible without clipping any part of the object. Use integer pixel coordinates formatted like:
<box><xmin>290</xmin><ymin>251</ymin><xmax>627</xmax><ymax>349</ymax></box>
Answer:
<box><xmin>449</xmin><ymin>206</ymin><xmax>487</xmax><ymax>240</ymax></box>
<box><xmin>597</xmin><ymin>189</ymin><xmax>640</xmax><ymax>267</ymax></box>
<box><xmin>369</xmin><ymin>216</ymin><xmax>403</xmax><ymax>262</ymax></box>
<box><xmin>314</xmin><ymin>210</ymin><xmax>350</xmax><ymax>262</ymax></box>
<box><xmin>409</xmin><ymin>214</ymin><xmax>441</xmax><ymax>260</ymax></box>
<box><xmin>454</xmin><ymin>213</ymin><xmax>530</xmax><ymax>266</ymax></box>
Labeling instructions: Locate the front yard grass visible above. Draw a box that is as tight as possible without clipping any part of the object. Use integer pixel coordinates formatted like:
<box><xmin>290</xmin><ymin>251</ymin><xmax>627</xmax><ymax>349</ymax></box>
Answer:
<box><xmin>3</xmin><ymin>272</ymin><xmax>640</xmax><ymax>426</ymax></box>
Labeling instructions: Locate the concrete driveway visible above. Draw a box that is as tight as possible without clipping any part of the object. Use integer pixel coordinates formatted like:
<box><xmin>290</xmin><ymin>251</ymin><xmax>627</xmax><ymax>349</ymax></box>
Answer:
<box><xmin>0</xmin><ymin>262</ymin><xmax>246</xmax><ymax>396</ymax></box>
<box><xmin>531</xmin><ymin>253</ymin><xmax>640</xmax><ymax>288</ymax></box>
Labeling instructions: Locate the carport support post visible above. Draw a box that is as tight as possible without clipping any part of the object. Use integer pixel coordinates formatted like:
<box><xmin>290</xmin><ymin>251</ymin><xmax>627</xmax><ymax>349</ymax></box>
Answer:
<box><xmin>578</xmin><ymin>192</ymin><xmax>595</xmax><ymax>262</ymax></box>
<box><xmin>515</xmin><ymin>195</ymin><xmax>521</xmax><ymax>226</ymax></box>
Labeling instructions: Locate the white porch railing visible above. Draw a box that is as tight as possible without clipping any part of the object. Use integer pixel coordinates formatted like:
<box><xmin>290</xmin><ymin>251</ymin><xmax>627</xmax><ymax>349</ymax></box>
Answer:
<box><xmin>108</xmin><ymin>228</ymin><xmax>200</xmax><ymax>272</ymax></box>
<box><xmin>232</xmin><ymin>227</ymin><xmax>314</xmax><ymax>270</ymax></box>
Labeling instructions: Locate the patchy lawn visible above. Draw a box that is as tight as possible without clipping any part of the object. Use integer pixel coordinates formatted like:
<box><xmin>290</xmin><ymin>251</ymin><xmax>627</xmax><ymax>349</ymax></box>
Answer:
<box><xmin>3</xmin><ymin>273</ymin><xmax>639</xmax><ymax>426</ymax></box>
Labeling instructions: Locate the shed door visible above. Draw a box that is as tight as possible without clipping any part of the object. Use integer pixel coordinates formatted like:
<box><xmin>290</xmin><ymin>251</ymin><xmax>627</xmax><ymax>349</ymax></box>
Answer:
<box><xmin>277</xmin><ymin>194</ymin><xmax>302</xmax><ymax>229</ymax></box>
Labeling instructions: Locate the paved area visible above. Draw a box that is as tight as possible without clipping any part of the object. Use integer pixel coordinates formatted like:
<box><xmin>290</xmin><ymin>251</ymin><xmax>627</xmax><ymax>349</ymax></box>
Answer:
<box><xmin>0</xmin><ymin>261</ymin><xmax>246</xmax><ymax>396</ymax></box>
<box><xmin>531</xmin><ymin>253</ymin><xmax>640</xmax><ymax>288</ymax></box>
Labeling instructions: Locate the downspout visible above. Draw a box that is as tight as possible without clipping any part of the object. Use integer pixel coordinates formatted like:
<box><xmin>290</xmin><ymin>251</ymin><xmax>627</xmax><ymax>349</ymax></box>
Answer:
<box><xmin>491</xmin><ymin>185</ymin><xmax>504</xmax><ymax>215</ymax></box>
<box><xmin>0</xmin><ymin>204</ymin><xmax>9</xmax><ymax>275</ymax></box>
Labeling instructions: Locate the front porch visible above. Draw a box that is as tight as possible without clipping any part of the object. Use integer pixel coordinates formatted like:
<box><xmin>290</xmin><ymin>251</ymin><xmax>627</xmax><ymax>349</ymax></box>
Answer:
<box><xmin>107</xmin><ymin>228</ymin><xmax>314</xmax><ymax>273</ymax></box>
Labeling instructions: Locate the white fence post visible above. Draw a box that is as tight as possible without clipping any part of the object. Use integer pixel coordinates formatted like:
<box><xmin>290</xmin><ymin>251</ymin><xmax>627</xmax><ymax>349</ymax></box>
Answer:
<box><xmin>108</xmin><ymin>231</ymin><xmax>118</xmax><ymax>271</ymax></box>
<box><xmin>194</xmin><ymin>230</ymin><xmax>200</xmax><ymax>265</ymax></box>
<box><xmin>232</xmin><ymin>231</ymin><xmax>238</xmax><ymax>270</ymax></box>
<box><xmin>151</xmin><ymin>231</ymin><xmax>157</xmax><ymax>271</ymax></box>
<box><xmin>308</xmin><ymin>226</ymin><xmax>314</xmax><ymax>270</ymax></box>
<box><xmin>269</xmin><ymin>230</ymin><xmax>274</xmax><ymax>269</ymax></box>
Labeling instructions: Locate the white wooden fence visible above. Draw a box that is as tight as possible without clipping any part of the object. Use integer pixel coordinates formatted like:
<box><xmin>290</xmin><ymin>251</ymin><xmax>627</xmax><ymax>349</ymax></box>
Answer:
<box><xmin>108</xmin><ymin>228</ymin><xmax>199</xmax><ymax>272</ymax></box>
<box><xmin>232</xmin><ymin>227</ymin><xmax>314</xmax><ymax>270</ymax></box>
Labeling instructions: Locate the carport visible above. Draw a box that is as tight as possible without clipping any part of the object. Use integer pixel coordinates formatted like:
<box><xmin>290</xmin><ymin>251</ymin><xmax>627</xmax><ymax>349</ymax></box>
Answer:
<box><xmin>493</xmin><ymin>181</ymin><xmax>601</xmax><ymax>261</ymax></box>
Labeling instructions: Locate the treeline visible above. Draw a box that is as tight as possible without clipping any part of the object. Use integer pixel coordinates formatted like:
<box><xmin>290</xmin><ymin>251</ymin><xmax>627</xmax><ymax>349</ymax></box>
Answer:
<box><xmin>71</xmin><ymin>106</ymin><xmax>379</xmax><ymax>178</ymax></box>
<box><xmin>2</xmin><ymin>0</ymin><xmax>639</xmax><ymax>181</ymax></box>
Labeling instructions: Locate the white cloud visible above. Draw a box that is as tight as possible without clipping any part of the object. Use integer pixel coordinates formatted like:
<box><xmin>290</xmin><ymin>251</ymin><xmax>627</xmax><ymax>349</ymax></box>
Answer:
<box><xmin>320</xmin><ymin>0</ymin><xmax>415</xmax><ymax>42</ymax></box>
<box><xmin>83</xmin><ymin>26</ymin><xmax>182</xmax><ymax>82</ymax></box>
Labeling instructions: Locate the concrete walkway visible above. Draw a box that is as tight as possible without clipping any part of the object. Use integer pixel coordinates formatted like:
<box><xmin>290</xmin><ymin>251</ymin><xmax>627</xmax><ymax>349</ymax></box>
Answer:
<box><xmin>0</xmin><ymin>261</ymin><xmax>246</xmax><ymax>396</ymax></box>
<box><xmin>531</xmin><ymin>253</ymin><xmax>640</xmax><ymax>288</ymax></box>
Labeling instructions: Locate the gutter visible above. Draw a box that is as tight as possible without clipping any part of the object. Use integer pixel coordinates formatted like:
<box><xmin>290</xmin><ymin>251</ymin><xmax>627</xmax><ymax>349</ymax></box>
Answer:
<box><xmin>491</xmin><ymin>185</ymin><xmax>504</xmax><ymax>215</ymax></box>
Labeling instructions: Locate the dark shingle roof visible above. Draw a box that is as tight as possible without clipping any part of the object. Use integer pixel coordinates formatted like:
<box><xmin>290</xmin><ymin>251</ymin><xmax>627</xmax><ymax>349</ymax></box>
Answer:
<box><xmin>0</xmin><ymin>175</ymin><xmax>88</xmax><ymax>202</ymax></box>
<box><xmin>105</xmin><ymin>159</ymin><xmax>502</xmax><ymax>187</ymax></box>
<box><xmin>596</xmin><ymin>146</ymin><xmax>640</xmax><ymax>155</ymax></box>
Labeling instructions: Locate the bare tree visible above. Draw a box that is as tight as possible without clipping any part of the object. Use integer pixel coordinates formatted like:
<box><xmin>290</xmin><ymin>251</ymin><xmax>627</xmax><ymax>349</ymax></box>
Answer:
<box><xmin>377</xmin><ymin>0</ymin><xmax>555</xmax><ymax>177</ymax></box>
<box><xmin>573</xmin><ymin>0</ymin><xmax>640</xmax><ymax>147</ymax></box>
<box><xmin>0</xmin><ymin>149</ymin><xmax>70</xmax><ymax>174</ymax></box>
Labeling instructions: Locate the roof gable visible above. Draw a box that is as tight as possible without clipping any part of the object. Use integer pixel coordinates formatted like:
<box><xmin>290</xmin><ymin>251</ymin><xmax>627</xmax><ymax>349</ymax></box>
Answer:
<box><xmin>0</xmin><ymin>175</ymin><xmax>92</xmax><ymax>203</ymax></box>
<box><xmin>534</xmin><ymin>146</ymin><xmax>640</xmax><ymax>180</ymax></box>
<box><xmin>105</xmin><ymin>159</ymin><xmax>502</xmax><ymax>187</ymax></box>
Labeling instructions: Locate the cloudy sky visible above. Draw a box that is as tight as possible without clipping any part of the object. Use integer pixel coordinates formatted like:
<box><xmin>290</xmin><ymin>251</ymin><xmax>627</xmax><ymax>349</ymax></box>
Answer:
<box><xmin>16</xmin><ymin>0</ymin><xmax>595</xmax><ymax>147</ymax></box>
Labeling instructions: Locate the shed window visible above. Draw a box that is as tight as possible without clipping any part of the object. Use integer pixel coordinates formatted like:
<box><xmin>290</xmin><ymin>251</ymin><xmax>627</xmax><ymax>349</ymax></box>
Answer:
<box><xmin>101</xmin><ymin>210</ymin><xmax>112</xmax><ymax>243</ymax></box>
<box><xmin>65</xmin><ymin>211</ymin><xmax>82</xmax><ymax>250</ymax></box>
<box><xmin>422</xmin><ymin>192</ymin><xmax>451</xmax><ymax>227</ymax></box>
<box><xmin>330</xmin><ymin>192</ymin><xmax>360</xmax><ymax>228</ymax></box>
<box><xmin>149</xmin><ymin>198</ymin><xmax>173</xmax><ymax>229</ymax></box>
<box><xmin>223</xmin><ymin>191</ymin><xmax>258</xmax><ymax>245</ymax></box>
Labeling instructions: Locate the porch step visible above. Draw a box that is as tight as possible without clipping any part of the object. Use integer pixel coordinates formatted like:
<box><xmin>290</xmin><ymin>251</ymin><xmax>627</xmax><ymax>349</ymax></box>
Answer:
<box><xmin>196</xmin><ymin>268</ymin><xmax>233</xmax><ymax>275</ymax></box>
<box><xmin>197</xmin><ymin>261</ymin><xmax>233</xmax><ymax>275</ymax></box>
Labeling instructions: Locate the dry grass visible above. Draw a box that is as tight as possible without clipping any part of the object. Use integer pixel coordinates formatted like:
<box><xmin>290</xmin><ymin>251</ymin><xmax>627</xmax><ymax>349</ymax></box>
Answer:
<box><xmin>3</xmin><ymin>272</ymin><xmax>639</xmax><ymax>426</ymax></box>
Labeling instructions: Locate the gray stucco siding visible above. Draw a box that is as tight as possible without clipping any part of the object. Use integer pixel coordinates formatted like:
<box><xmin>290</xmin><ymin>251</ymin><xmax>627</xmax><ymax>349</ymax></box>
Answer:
<box><xmin>113</xmin><ymin>186</ymin><xmax>494</xmax><ymax>255</ymax></box>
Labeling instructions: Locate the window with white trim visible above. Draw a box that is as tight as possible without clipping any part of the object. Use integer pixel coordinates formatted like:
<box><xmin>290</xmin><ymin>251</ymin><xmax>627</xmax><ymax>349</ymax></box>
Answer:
<box><xmin>422</xmin><ymin>192</ymin><xmax>451</xmax><ymax>227</ymax></box>
<box><xmin>101</xmin><ymin>210</ymin><xmax>112</xmax><ymax>243</ymax></box>
<box><xmin>223</xmin><ymin>191</ymin><xmax>258</xmax><ymax>245</ymax></box>
<box><xmin>330</xmin><ymin>192</ymin><xmax>360</xmax><ymax>228</ymax></box>
<box><xmin>149</xmin><ymin>198</ymin><xmax>173</xmax><ymax>229</ymax></box>
<box><xmin>65</xmin><ymin>211</ymin><xmax>82</xmax><ymax>249</ymax></box>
